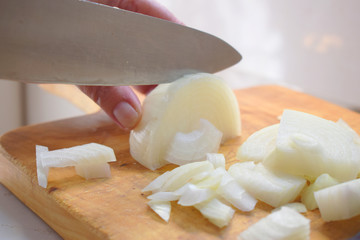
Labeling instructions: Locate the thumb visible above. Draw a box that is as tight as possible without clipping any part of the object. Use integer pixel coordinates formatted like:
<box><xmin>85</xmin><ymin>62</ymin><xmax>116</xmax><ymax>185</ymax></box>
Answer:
<box><xmin>78</xmin><ymin>85</ymin><xmax>141</xmax><ymax>131</ymax></box>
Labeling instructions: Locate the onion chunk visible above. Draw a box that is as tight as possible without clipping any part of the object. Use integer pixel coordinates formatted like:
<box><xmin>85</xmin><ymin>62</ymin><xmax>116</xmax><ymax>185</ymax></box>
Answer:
<box><xmin>36</xmin><ymin>143</ymin><xmax>116</xmax><ymax>188</ymax></box>
<box><xmin>314</xmin><ymin>178</ymin><xmax>360</xmax><ymax>221</ymax></box>
<box><xmin>238</xmin><ymin>206</ymin><xmax>310</xmax><ymax>240</ymax></box>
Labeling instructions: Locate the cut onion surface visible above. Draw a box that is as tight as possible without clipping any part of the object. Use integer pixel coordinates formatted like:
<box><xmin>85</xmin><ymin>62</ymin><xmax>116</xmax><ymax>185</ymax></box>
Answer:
<box><xmin>130</xmin><ymin>73</ymin><xmax>241</xmax><ymax>170</ymax></box>
<box><xmin>148</xmin><ymin>200</ymin><xmax>171</xmax><ymax>222</ymax></box>
<box><xmin>314</xmin><ymin>178</ymin><xmax>360</xmax><ymax>221</ymax></box>
<box><xmin>36</xmin><ymin>143</ymin><xmax>116</xmax><ymax>188</ymax></box>
<box><xmin>238</xmin><ymin>206</ymin><xmax>310</xmax><ymax>240</ymax></box>
<box><xmin>263</xmin><ymin>110</ymin><xmax>360</xmax><ymax>182</ymax></box>
<box><xmin>228</xmin><ymin>162</ymin><xmax>306</xmax><ymax>208</ymax></box>
<box><xmin>165</xmin><ymin>119</ymin><xmax>222</xmax><ymax>165</ymax></box>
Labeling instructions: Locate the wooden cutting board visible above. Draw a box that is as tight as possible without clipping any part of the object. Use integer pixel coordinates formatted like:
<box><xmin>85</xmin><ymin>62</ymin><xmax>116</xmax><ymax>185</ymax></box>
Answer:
<box><xmin>1</xmin><ymin>85</ymin><xmax>360</xmax><ymax>240</ymax></box>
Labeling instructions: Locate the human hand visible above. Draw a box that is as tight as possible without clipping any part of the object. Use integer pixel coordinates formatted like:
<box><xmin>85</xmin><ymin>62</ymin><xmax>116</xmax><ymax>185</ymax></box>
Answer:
<box><xmin>79</xmin><ymin>0</ymin><xmax>181</xmax><ymax>131</ymax></box>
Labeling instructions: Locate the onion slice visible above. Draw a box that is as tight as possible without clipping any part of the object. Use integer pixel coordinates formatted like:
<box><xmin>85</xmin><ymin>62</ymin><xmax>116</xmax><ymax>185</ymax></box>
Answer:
<box><xmin>314</xmin><ymin>178</ymin><xmax>360</xmax><ymax>221</ymax></box>
<box><xmin>228</xmin><ymin>162</ymin><xmax>306</xmax><ymax>207</ymax></box>
<box><xmin>36</xmin><ymin>143</ymin><xmax>116</xmax><ymax>188</ymax></box>
<box><xmin>238</xmin><ymin>206</ymin><xmax>310</xmax><ymax>240</ymax></box>
<box><xmin>130</xmin><ymin>73</ymin><xmax>241</xmax><ymax>170</ymax></box>
<box><xmin>301</xmin><ymin>173</ymin><xmax>339</xmax><ymax>210</ymax></box>
<box><xmin>195</xmin><ymin>198</ymin><xmax>235</xmax><ymax>228</ymax></box>
<box><xmin>148</xmin><ymin>200</ymin><xmax>171</xmax><ymax>222</ymax></box>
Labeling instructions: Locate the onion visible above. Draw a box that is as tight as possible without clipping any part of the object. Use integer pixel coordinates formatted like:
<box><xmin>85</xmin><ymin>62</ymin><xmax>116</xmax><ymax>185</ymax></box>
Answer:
<box><xmin>36</xmin><ymin>143</ymin><xmax>116</xmax><ymax>188</ymax></box>
<box><xmin>177</xmin><ymin>183</ymin><xmax>215</xmax><ymax>206</ymax></box>
<box><xmin>217</xmin><ymin>170</ymin><xmax>257</xmax><ymax>212</ymax></box>
<box><xmin>238</xmin><ymin>206</ymin><xmax>310</xmax><ymax>240</ymax></box>
<box><xmin>314</xmin><ymin>178</ymin><xmax>360</xmax><ymax>221</ymax></box>
<box><xmin>148</xmin><ymin>200</ymin><xmax>171</xmax><ymax>222</ymax></box>
<box><xmin>36</xmin><ymin>145</ymin><xmax>50</xmax><ymax>188</ymax></box>
<box><xmin>130</xmin><ymin>73</ymin><xmax>241</xmax><ymax>170</ymax></box>
<box><xmin>237</xmin><ymin>124</ymin><xmax>279</xmax><ymax>163</ymax></box>
<box><xmin>228</xmin><ymin>162</ymin><xmax>306</xmax><ymax>207</ymax></box>
<box><xmin>300</xmin><ymin>173</ymin><xmax>339</xmax><ymax>210</ymax></box>
<box><xmin>263</xmin><ymin>110</ymin><xmax>360</xmax><ymax>181</ymax></box>
<box><xmin>165</xmin><ymin>119</ymin><xmax>223</xmax><ymax>165</ymax></box>
<box><xmin>205</xmin><ymin>153</ymin><xmax>226</xmax><ymax>169</ymax></box>
<box><xmin>272</xmin><ymin>203</ymin><xmax>307</xmax><ymax>213</ymax></box>
<box><xmin>195</xmin><ymin>198</ymin><xmax>235</xmax><ymax>228</ymax></box>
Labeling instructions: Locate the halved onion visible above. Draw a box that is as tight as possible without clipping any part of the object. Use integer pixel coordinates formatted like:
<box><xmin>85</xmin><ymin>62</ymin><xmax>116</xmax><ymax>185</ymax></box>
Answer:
<box><xmin>238</xmin><ymin>206</ymin><xmax>310</xmax><ymax>240</ymax></box>
<box><xmin>228</xmin><ymin>162</ymin><xmax>306</xmax><ymax>207</ymax></box>
<box><xmin>130</xmin><ymin>73</ymin><xmax>241</xmax><ymax>170</ymax></box>
<box><xmin>165</xmin><ymin>119</ymin><xmax>222</xmax><ymax>165</ymax></box>
<box><xmin>264</xmin><ymin>110</ymin><xmax>360</xmax><ymax>181</ymax></box>
<box><xmin>314</xmin><ymin>178</ymin><xmax>360</xmax><ymax>221</ymax></box>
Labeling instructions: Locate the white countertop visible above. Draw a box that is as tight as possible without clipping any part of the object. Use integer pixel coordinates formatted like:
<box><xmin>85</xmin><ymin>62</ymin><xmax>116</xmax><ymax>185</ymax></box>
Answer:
<box><xmin>0</xmin><ymin>184</ymin><xmax>61</xmax><ymax>240</ymax></box>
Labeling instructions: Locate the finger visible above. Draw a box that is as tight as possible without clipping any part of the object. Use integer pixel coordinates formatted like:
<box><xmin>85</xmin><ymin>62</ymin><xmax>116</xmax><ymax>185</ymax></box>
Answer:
<box><xmin>133</xmin><ymin>85</ymin><xmax>157</xmax><ymax>95</ymax></box>
<box><xmin>89</xmin><ymin>0</ymin><xmax>182</xmax><ymax>24</ymax></box>
<box><xmin>78</xmin><ymin>86</ymin><xmax>141</xmax><ymax>131</ymax></box>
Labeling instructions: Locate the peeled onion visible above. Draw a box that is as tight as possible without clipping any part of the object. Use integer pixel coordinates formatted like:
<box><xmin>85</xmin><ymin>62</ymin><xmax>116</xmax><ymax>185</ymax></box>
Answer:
<box><xmin>130</xmin><ymin>73</ymin><xmax>241</xmax><ymax>170</ymax></box>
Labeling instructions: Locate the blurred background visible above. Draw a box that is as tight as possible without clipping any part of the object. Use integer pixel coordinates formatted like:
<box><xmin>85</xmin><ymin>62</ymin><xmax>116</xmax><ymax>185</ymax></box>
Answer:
<box><xmin>1</xmin><ymin>0</ymin><xmax>359</xmax><ymax>136</ymax></box>
<box><xmin>1</xmin><ymin>0</ymin><xmax>360</xmax><ymax>239</ymax></box>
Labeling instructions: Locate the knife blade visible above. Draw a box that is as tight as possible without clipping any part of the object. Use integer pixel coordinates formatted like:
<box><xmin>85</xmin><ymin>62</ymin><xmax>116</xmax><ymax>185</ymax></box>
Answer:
<box><xmin>0</xmin><ymin>0</ymin><xmax>241</xmax><ymax>86</ymax></box>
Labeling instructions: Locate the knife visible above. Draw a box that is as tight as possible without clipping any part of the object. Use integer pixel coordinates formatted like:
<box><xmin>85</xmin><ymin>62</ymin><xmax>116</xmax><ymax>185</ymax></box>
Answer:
<box><xmin>0</xmin><ymin>0</ymin><xmax>241</xmax><ymax>86</ymax></box>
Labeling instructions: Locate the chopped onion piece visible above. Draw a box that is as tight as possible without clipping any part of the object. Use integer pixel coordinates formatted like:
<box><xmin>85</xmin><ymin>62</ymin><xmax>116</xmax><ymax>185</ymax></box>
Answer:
<box><xmin>217</xmin><ymin>170</ymin><xmax>257</xmax><ymax>212</ymax></box>
<box><xmin>75</xmin><ymin>162</ymin><xmax>111</xmax><ymax>180</ymax></box>
<box><xmin>337</xmin><ymin>118</ymin><xmax>360</xmax><ymax>145</ymax></box>
<box><xmin>206</xmin><ymin>153</ymin><xmax>226</xmax><ymax>169</ymax></box>
<box><xmin>301</xmin><ymin>173</ymin><xmax>339</xmax><ymax>210</ymax></box>
<box><xmin>314</xmin><ymin>178</ymin><xmax>360</xmax><ymax>221</ymax></box>
<box><xmin>264</xmin><ymin>110</ymin><xmax>360</xmax><ymax>181</ymax></box>
<box><xmin>238</xmin><ymin>206</ymin><xmax>310</xmax><ymax>240</ymax></box>
<box><xmin>177</xmin><ymin>184</ymin><xmax>214</xmax><ymax>206</ymax></box>
<box><xmin>36</xmin><ymin>145</ymin><xmax>50</xmax><ymax>188</ymax></box>
<box><xmin>130</xmin><ymin>73</ymin><xmax>241</xmax><ymax>170</ymax></box>
<box><xmin>40</xmin><ymin>143</ymin><xmax>116</xmax><ymax>168</ymax></box>
<box><xmin>237</xmin><ymin>124</ymin><xmax>279</xmax><ymax>163</ymax></box>
<box><xmin>36</xmin><ymin>143</ymin><xmax>116</xmax><ymax>188</ymax></box>
<box><xmin>147</xmin><ymin>191</ymin><xmax>180</xmax><ymax>202</ymax></box>
<box><xmin>191</xmin><ymin>167</ymin><xmax>224</xmax><ymax>190</ymax></box>
<box><xmin>165</xmin><ymin>119</ymin><xmax>223</xmax><ymax>165</ymax></box>
<box><xmin>148</xmin><ymin>200</ymin><xmax>171</xmax><ymax>222</ymax></box>
<box><xmin>160</xmin><ymin>161</ymin><xmax>214</xmax><ymax>192</ymax></box>
<box><xmin>228</xmin><ymin>162</ymin><xmax>306</xmax><ymax>207</ymax></box>
<box><xmin>272</xmin><ymin>203</ymin><xmax>307</xmax><ymax>213</ymax></box>
<box><xmin>142</xmin><ymin>171</ymin><xmax>171</xmax><ymax>193</ymax></box>
<box><xmin>195</xmin><ymin>198</ymin><xmax>235</xmax><ymax>228</ymax></box>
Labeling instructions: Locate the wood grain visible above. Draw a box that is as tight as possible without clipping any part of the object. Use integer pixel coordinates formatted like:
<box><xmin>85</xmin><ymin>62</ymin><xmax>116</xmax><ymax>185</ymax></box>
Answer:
<box><xmin>1</xmin><ymin>85</ymin><xmax>360</xmax><ymax>240</ymax></box>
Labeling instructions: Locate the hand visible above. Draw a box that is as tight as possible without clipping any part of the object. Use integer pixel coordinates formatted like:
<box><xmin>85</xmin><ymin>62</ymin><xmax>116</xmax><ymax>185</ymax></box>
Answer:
<box><xmin>79</xmin><ymin>0</ymin><xmax>181</xmax><ymax>131</ymax></box>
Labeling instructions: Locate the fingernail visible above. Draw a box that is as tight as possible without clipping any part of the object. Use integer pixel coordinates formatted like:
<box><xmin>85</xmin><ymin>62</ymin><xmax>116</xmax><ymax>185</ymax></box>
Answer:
<box><xmin>113</xmin><ymin>102</ymin><xmax>139</xmax><ymax>130</ymax></box>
